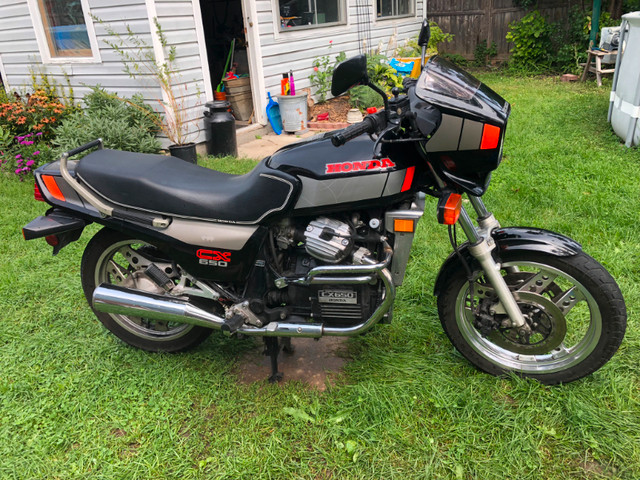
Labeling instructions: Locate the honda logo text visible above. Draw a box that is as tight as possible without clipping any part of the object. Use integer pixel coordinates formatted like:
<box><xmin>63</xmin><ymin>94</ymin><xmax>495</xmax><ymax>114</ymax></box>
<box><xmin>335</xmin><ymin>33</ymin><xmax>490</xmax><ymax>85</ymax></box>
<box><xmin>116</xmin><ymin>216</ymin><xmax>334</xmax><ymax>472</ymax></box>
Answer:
<box><xmin>325</xmin><ymin>158</ymin><xmax>396</xmax><ymax>174</ymax></box>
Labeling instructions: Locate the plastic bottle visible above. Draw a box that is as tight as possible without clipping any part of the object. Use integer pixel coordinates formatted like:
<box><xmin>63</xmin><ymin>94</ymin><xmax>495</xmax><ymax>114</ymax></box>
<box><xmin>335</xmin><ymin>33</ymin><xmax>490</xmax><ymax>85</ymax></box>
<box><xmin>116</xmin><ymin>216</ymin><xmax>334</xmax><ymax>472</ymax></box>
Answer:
<box><xmin>281</xmin><ymin>73</ymin><xmax>289</xmax><ymax>95</ymax></box>
<box><xmin>289</xmin><ymin>70</ymin><xmax>295</xmax><ymax>96</ymax></box>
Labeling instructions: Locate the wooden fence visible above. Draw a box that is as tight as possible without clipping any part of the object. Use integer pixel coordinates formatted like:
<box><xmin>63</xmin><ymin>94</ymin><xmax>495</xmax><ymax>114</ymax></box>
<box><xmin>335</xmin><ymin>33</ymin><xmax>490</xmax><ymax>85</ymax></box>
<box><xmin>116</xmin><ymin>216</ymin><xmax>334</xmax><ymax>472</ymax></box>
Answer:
<box><xmin>427</xmin><ymin>0</ymin><xmax>583</xmax><ymax>60</ymax></box>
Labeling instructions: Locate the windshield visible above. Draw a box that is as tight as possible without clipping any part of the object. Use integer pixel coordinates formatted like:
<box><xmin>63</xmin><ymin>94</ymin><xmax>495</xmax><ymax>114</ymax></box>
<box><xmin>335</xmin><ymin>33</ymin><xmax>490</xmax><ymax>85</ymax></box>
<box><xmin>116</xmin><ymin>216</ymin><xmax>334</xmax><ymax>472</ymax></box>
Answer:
<box><xmin>416</xmin><ymin>56</ymin><xmax>481</xmax><ymax>102</ymax></box>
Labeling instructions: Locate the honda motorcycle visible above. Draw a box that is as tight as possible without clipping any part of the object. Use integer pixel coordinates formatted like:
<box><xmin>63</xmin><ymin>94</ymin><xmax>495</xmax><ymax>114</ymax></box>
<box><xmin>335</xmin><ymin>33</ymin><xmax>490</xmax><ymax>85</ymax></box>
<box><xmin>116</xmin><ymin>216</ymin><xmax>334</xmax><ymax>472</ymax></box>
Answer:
<box><xmin>23</xmin><ymin>22</ymin><xmax>626</xmax><ymax>384</ymax></box>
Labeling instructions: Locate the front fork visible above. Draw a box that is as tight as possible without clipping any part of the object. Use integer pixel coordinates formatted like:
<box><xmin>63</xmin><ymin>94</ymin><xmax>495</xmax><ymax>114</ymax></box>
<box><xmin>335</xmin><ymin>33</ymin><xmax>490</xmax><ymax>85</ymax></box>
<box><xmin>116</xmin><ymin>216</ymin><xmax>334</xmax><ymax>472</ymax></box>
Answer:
<box><xmin>457</xmin><ymin>196</ymin><xmax>528</xmax><ymax>330</ymax></box>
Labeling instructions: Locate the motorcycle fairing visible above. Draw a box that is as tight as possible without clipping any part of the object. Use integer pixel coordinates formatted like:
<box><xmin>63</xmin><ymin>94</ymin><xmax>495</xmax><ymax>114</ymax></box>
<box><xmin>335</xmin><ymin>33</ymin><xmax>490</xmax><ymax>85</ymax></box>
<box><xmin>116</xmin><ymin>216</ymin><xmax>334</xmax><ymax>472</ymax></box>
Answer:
<box><xmin>412</xmin><ymin>56</ymin><xmax>510</xmax><ymax>196</ymax></box>
<box><xmin>75</xmin><ymin>149</ymin><xmax>300</xmax><ymax>224</ymax></box>
<box><xmin>433</xmin><ymin>227</ymin><xmax>583</xmax><ymax>295</ymax></box>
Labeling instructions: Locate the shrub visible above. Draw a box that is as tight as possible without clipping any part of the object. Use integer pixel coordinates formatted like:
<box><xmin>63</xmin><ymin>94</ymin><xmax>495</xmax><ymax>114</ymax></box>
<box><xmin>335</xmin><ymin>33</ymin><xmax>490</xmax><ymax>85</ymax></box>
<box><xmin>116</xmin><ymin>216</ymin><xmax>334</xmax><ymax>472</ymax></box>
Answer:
<box><xmin>53</xmin><ymin>87</ymin><xmax>162</xmax><ymax>155</ymax></box>
<box><xmin>0</xmin><ymin>90</ymin><xmax>74</xmax><ymax>143</ymax></box>
<box><xmin>506</xmin><ymin>11</ymin><xmax>553</xmax><ymax>72</ymax></box>
<box><xmin>348</xmin><ymin>85</ymin><xmax>384</xmax><ymax>110</ymax></box>
<box><xmin>0</xmin><ymin>132</ymin><xmax>54</xmax><ymax>180</ymax></box>
<box><xmin>309</xmin><ymin>41</ymin><xmax>346</xmax><ymax>103</ymax></box>
<box><xmin>395</xmin><ymin>21</ymin><xmax>454</xmax><ymax>57</ymax></box>
<box><xmin>473</xmin><ymin>40</ymin><xmax>498</xmax><ymax>67</ymax></box>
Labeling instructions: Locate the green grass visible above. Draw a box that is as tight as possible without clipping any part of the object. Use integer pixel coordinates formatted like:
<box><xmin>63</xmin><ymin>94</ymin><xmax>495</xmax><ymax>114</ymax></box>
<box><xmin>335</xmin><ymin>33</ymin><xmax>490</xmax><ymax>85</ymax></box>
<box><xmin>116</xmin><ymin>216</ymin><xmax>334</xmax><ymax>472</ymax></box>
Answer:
<box><xmin>1</xmin><ymin>75</ymin><xmax>640</xmax><ymax>479</ymax></box>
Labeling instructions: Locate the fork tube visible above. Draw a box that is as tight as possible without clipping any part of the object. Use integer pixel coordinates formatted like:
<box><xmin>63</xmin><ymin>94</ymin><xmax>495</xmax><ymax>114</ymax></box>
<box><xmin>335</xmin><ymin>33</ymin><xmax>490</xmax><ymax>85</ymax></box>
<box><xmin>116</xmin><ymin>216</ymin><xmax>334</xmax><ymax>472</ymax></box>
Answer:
<box><xmin>468</xmin><ymin>195</ymin><xmax>489</xmax><ymax>218</ymax></box>
<box><xmin>457</xmin><ymin>206</ymin><xmax>527</xmax><ymax>329</ymax></box>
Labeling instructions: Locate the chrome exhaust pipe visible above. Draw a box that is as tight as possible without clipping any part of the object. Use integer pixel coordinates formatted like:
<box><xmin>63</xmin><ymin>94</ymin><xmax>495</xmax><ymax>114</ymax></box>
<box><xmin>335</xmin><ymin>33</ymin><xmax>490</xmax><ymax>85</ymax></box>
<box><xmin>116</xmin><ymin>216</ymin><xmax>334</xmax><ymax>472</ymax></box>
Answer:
<box><xmin>92</xmin><ymin>284</ymin><xmax>227</xmax><ymax>329</ymax></box>
<box><xmin>92</xmin><ymin>245</ymin><xmax>395</xmax><ymax>339</ymax></box>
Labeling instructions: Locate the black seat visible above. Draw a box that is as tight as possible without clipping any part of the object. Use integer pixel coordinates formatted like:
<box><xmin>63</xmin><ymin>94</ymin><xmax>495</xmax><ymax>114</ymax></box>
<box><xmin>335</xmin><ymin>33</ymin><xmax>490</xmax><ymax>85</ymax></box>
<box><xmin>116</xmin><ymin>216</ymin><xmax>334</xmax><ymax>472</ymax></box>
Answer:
<box><xmin>75</xmin><ymin>149</ymin><xmax>299</xmax><ymax>224</ymax></box>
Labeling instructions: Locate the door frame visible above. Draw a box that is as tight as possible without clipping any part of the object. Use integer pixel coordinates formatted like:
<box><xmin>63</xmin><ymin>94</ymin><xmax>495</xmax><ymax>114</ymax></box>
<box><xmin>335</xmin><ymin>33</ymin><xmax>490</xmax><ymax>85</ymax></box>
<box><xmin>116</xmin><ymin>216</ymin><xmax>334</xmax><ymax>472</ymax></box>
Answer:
<box><xmin>241</xmin><ymin>0</ymin><xmax>267</xmax><ymax>125</ymax></box>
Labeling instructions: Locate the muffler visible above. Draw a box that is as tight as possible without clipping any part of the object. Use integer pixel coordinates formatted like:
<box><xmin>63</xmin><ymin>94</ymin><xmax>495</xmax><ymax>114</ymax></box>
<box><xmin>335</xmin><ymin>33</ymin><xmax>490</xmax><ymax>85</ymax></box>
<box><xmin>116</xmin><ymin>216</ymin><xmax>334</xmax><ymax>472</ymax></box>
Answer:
<box><xmin>91</xmin><ymin>283</ymin><xmax>324</xmax><ymax>336</ymax></box>
<box><xmin>92</xmin><ymin>284</ymin><xmax>227</xmax><ymax>329</ymax></box>
<box><xmin>92</xmin><ymin>258</ymin><xmax>395</xmax><ymax>338</ymax></box>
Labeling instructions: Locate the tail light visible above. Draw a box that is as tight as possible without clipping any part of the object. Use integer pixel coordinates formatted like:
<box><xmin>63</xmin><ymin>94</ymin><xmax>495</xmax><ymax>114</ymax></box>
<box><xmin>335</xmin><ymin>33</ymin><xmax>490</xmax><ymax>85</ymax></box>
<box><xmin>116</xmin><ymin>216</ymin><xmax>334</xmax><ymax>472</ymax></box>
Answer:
<box><xmin>45</xmin><ymin>235</ymin><xmax>59</xmax><ymax>247</ymax></box>
<box><xmin>34</xmin><ymin>182</ymin><xmax>45</xmax><ymax>202</ymax></box>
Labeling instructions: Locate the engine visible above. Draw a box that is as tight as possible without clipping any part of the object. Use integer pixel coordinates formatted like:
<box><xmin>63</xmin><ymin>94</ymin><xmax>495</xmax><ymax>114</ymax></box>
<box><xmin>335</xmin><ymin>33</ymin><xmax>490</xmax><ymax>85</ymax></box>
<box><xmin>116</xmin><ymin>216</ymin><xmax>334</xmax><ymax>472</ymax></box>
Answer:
<box><xmin>303</xmin><ymin>216</ymin><xmax>353</xmax><ymax>263</ymax></box>
<box><xmin>270</xmin><ymin>215</ymin><xmax>384</xmax><ymax>327</ymax></box>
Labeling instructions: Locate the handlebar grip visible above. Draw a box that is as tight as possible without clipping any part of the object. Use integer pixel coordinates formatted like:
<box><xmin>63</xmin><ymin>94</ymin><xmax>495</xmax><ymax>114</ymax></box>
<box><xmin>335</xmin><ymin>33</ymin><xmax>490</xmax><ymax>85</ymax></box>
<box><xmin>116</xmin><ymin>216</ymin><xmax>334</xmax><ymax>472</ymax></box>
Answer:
<box><xmin>65</xmin><ymin>138</ymin><xmax>103</xmax><ymax>158</ymax></box>
<box><xmin>331</xmin><ymin>118</ymin><xmax>375</xmax><ymax>147</ymax></box>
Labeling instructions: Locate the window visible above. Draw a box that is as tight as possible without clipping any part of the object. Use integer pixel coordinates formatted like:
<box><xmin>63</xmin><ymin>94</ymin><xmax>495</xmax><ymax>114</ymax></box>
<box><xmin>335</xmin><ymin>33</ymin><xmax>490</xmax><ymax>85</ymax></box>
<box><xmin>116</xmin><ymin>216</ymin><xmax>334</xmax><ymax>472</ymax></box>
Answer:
<box><xmin>377</xmin><ymin>0</ymin><xmax>414</xmax><ymax>18</ymax></box>
<box><xmin>278</xmin><ymin>0</ymin><xmax>344</xmax><ymax>30</ymax></box>
<box><xmin>36</xmin><ymin>0</ymin><xmax>92</xmax><ymax>57</ymax></box>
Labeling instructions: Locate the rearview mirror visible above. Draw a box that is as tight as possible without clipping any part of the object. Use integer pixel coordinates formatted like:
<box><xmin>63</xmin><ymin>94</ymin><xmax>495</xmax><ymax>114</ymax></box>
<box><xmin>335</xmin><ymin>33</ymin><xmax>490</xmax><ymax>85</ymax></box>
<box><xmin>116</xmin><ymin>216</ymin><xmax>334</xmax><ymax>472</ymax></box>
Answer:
<box><xmin>331</xmin><ymin>55</ymin><xmax>369</xmax><ymax>97</ymax></box>
<box><xmin>418</xmin><ymin>19</ymin><xmax>431</xmax><ymax>47</ymax></box>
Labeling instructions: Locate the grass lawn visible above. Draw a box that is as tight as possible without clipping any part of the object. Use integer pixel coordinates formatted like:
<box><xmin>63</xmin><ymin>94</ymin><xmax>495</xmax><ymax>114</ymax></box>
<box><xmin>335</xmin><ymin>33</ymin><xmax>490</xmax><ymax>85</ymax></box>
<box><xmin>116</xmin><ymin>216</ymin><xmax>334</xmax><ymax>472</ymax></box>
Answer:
<box><xmin>1</xmin><ymin>75</ymin><xmax>639</xmax><ymax>479</ymax></box>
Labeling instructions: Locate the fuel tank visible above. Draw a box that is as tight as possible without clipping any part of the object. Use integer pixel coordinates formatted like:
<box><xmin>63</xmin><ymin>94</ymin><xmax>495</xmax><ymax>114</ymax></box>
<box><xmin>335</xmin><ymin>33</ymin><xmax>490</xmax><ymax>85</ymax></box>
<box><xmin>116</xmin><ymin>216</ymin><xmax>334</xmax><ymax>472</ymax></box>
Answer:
<box><xmin>267</xmin><ymin>132</ymin><xmax>425</xmax><ymax>215</ymax></box>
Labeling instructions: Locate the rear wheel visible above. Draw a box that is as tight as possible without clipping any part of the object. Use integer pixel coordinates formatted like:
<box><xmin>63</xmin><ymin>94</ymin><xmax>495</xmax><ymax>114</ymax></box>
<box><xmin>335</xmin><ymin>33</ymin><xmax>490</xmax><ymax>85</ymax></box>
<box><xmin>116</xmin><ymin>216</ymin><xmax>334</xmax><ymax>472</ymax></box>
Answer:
<box><xmin>81</xmin><ymin>228</ymin><xmax>212</xmax><ymax>352</ymax></box>
<box><xmin>437</xmin><ymin>250</ymin><xmax>626</xmax><ymax>384</ymax></box>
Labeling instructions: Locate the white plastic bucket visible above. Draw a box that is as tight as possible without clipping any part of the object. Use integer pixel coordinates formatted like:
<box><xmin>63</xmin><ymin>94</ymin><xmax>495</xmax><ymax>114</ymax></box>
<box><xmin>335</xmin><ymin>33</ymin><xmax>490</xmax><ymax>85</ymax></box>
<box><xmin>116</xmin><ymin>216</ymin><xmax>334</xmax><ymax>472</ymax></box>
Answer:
<box><xmin>277</xmin><ymin>94</ymin><xmax>307</xmax><ymax>132</ymax></box>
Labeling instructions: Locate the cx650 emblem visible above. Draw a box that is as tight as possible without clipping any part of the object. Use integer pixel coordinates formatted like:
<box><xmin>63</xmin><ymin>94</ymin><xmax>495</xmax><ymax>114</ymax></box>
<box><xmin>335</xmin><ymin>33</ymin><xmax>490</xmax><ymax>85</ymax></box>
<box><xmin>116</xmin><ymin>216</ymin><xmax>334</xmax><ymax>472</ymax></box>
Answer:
<box><xmin>197</xmin><ymin>249</ymin><xmax>231</xmax><ymax>267</ymax></box>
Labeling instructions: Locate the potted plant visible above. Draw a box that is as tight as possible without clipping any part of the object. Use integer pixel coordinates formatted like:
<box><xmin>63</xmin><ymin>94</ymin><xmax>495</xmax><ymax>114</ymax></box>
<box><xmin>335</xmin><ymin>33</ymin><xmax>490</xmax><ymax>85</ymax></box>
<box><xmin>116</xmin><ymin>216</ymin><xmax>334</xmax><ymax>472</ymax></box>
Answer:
<box><xmin>99</xmin><ymin>18</ymin><xmax>200</xmax><ymax>163</ymax></box>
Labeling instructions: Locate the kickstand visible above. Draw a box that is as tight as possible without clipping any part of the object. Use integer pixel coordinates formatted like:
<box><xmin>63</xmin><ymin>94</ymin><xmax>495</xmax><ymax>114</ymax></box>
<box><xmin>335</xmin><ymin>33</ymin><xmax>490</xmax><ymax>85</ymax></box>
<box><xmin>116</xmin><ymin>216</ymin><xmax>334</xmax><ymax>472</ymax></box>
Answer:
<box><xmin>263</xmin><ymin>337</ymin><xmax>283</xmax><ymax>383</ymax></box>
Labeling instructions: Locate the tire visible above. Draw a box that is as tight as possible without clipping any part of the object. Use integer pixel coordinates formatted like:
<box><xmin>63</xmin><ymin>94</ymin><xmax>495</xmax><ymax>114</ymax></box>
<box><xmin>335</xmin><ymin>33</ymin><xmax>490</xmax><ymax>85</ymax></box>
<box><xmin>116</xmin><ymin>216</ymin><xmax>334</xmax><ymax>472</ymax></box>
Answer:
<box><xmin>437</xmin><ymin>250</ymin><xmax>626</xmax><ymax>384</ymax></box>
<box><xmin>81</xmin><ymin>228</ymin><xmax>213</xmax><ymax>352</ymax></box>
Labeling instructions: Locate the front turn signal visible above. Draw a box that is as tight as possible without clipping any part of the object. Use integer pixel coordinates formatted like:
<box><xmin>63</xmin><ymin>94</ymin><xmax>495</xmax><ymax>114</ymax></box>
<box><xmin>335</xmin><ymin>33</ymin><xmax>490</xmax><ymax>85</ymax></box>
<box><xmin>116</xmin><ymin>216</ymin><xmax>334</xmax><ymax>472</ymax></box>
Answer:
<box><xmin>437</xmin><ymin>193</ymin><xmax>462</xmax><ymax>225</ymax></box>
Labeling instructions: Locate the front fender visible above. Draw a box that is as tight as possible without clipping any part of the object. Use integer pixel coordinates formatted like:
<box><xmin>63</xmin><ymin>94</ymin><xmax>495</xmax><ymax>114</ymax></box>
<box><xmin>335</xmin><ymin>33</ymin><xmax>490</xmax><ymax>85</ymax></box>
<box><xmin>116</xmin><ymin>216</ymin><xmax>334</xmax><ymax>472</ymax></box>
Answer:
<box><xmin>433</xmin><ymin>227</ymin><xmax>582</xmax><ymax>296</ymax></box>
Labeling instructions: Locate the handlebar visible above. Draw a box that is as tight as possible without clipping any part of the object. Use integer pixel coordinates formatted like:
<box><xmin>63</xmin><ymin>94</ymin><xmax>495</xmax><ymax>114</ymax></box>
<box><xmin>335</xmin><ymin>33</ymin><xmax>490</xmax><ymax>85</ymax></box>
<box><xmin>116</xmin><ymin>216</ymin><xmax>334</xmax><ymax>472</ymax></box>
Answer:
<box><xmin>331</xmin><ymin>112</ymin><xmax>387</xmax><ymax>147</ymax></box>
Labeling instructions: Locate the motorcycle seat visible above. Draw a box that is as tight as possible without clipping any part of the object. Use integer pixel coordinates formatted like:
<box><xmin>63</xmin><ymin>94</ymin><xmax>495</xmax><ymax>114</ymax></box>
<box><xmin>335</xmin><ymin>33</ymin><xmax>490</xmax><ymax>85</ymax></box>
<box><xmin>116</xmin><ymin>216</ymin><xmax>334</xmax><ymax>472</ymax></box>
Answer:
<box><xmin>75</xmin><ymin>149</ymin><xmax>299</xmax><ymax>224</ymax></box>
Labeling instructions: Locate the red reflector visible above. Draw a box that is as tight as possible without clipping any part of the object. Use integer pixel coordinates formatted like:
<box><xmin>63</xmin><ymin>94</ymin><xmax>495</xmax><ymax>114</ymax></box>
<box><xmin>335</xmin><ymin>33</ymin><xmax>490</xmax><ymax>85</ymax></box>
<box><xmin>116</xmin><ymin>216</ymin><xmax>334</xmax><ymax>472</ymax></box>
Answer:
<box><xmin>45</xmin><ymin>235</ymin><xmax>59</xmax><ymax>247</ymax></box>
<box><xmin>400</xmin><ymin>166</ymin><xmax>415</xmax><ymax>192</ymax></box>
<box><xmin>443</xmin><ymin>194</ymin><xmax>462</xmax><ymax>225</ymax></box>
<box><xmin>41</xmin><ymin>175</ymin><xmax>66</xmax><ymax>202</ymax></box>
<box><xmin>480</xmin><ymin>124</ymin><xmax>501</xmax><ymax>150</ymax></box>
<box><xmin>34</xmin><ymin>182</ymin><xmax>45</xmax><ymax>202</ymax></box>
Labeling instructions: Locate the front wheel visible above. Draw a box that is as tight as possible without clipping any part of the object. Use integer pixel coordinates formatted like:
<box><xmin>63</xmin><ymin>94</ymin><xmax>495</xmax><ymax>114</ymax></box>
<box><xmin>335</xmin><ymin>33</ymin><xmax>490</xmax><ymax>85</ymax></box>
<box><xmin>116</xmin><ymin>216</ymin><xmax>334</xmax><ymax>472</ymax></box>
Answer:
<box><xmin>437</xmin><ymin>250</ymin><xmax>626</xmax><ymax>384</ymax></box>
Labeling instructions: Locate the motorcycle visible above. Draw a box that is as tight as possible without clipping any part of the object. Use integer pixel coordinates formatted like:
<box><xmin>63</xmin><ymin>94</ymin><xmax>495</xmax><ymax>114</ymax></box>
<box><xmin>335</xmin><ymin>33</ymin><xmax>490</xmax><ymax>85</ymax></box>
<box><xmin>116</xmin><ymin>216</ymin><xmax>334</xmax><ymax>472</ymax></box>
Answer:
<box><xmin>23</xmin><ymin>21</ymin><xmax>626</xmax><ymax>384</ymax></box>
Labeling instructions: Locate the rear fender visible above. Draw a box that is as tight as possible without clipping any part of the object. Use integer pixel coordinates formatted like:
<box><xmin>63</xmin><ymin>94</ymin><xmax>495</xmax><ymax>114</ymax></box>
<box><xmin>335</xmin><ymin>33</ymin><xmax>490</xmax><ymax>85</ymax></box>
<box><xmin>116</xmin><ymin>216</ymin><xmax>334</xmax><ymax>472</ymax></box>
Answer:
<box><xmin>433</xmin><ymin>227</ymin><xmax>582</xmax><ymax>295</ymax></box>
<box><xmin>22</xmin><ymin>209</ymin><xmax>87</xmax><ymax>255</ymax></box>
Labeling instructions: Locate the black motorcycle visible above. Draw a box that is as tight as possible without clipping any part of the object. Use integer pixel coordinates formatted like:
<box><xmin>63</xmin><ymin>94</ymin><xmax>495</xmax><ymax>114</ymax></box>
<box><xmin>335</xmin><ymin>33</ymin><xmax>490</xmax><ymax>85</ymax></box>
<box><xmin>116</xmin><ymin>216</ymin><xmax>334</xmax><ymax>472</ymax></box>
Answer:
<box><xmin>23</xmin><ymin>22</ymin><xmax>626</xmax><ymax>384</ymax></box>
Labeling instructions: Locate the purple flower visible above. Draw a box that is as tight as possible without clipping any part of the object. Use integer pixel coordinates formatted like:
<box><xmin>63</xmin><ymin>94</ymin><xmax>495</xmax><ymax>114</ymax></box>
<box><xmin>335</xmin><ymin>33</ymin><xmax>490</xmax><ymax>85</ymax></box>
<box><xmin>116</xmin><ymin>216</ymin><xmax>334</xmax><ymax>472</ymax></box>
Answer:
<box><xmin>33</xmin><ymin>151</ymin><xmax>40</xmax><ymax>155</ymax></box>
<box><xmin>15</xmin><ymin>154</ymin><xmax>21</xmax><ymax>159</ymax></box>
<box><xmin>36</xmin><ymin>132</ymin><xmax>43</xmax><ymax>136</ymax></box>
<box><xmin>23</xmin><ymin>141</ymin><xmax>34</xmax><ymax>146</ymax></box>
<box><xmin>16</xmin><ymin>136</ymin><xmax>24</xmax><ymax>141</ymax></box>
<box><xmin>14</xmin><ymin>168</ymin><xmax>20</xmax><ymax>174</ymax></box>
<box><xmin>26</xmin><ymin>160</ymin><xmax>35</xmax><ymax>167</ymax></box>
<box><xmin>16</xmin><ymin>158</ymin><xmax>22</xmax><ymax>164</ymax></box>
<box><xmin>25</xmin><ymin>133</ymin><xmax>32</xmax><ymax>138</ymax></box>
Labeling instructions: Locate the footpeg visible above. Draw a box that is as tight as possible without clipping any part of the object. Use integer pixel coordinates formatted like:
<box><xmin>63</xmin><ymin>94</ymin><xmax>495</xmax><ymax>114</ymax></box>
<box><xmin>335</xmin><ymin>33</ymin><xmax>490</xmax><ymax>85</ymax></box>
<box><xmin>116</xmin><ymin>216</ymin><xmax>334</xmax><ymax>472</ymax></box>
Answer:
<box><xmin>145</xmin><ymin>264</ymin><xmax>174</xmax><ymax>291</ymax></box>
<box><xmin>221</xmin><ymin>314</ymin><xmax>245</xmax><ymax>335</ymax></box>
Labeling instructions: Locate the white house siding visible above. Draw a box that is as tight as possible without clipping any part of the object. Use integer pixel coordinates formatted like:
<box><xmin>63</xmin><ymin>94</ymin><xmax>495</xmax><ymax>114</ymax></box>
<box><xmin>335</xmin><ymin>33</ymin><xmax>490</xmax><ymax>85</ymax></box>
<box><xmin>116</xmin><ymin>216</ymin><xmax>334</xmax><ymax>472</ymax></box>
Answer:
<box><xmin>0</xmin><ymin>0</ymin><xmax>207</xmax><ymax>146</ymax></box>
<box><xmin>153</xmin><ymin>0</ymin><xmax>208</xmax><ymax>144</ymax></box>
<box><xmin>254</xmin><ymin>0</ymin><xmax>425</xmax><ymax>108</ymax></box>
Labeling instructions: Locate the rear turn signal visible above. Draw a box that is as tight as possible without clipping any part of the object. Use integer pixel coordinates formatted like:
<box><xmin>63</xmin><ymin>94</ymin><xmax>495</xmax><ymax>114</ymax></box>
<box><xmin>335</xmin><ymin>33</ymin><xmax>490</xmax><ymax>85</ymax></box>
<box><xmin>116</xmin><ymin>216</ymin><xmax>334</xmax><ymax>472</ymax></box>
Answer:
<box><xmin>41</xmin><ymin>175</ymin><xmax>66</xmax><ymax>202</ymax></box>
<box><xmin>437</xmin><ymin>193</ymin><xmax>462</xmax><ymax>225</ymax></box>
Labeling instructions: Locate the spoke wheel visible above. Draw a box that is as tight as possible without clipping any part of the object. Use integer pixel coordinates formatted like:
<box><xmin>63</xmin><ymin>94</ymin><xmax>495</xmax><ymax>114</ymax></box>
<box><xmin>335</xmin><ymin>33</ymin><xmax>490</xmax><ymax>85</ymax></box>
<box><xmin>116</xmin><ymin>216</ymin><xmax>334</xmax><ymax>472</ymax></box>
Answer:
<box><xmin>81</xmin><ymin>228</ymin><xmax>213</xmax><ymax>352</ymax></box>
<box><xmin>437</xmin><ymin>250</ymin><xmax>626</xmax><ymax>384</ymax></box>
